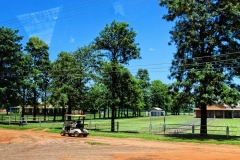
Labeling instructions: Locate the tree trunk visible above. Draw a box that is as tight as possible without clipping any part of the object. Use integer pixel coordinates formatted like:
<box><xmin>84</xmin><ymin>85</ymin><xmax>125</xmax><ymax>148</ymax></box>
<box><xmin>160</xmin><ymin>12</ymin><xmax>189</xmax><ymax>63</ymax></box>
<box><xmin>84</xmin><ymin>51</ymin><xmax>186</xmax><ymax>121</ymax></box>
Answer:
<box><xmin>21</xmin><ymin>91</ymin><xmax>26</xmax><ymax>118</ymax></box>
<box><xmin>119</xmin><ymin>94</ymin><xmax>124</xmax><ymax>118</ymax></box>
<box><xmin>44</xmin><ymin>106</ymin><xmax>47</xmax><ymax>121</ymax></box>
<box><xmin>118</xmin><ymin>106</ymin><xmax>120</xmax><ymax>118</ymax></box>
<box><xmin>67</xmin><ymin>104</ymin><xmax>71</xmax><ymax>121</ymax></box>
<box><xmin>21</xmin><ymin>105</ymin><xmax>25</xmax><ymax>118</ymax></box>
<box><xmin>111</xmin><ymin>63</ymin><xmax>117</xmax><ymax>132</ymax></box>
<box><xmin>108</xmin><ymin>106</ymin><xmax>109</xmax><ymax>118</ymax></box>
<box><xmin>6</xmin><ymin>108</ymin><xmax>9</xmax><ymax>115</ymax></box>
<box><xmin>103</xmin><ymin>106</ymin><xmax>106</xmax><ymax>119</ymax></box>
<box><xmin>44</xmin><ymin>91</ymin><xmax>47</xmax><ymax>121</ymax></box>
<box><xmin>111</xmin><ymin>104</ymin><xmax>115</xmax><ymax>132</ymax></box>
<box><xmin>61</xmin><ymin>106</ymin><xmax>65</xmax><ymax>121</ymax></box>
<box><xmin>53</xmin><ymin>108</ymin><xmax>56</xmax><ymax>122</ymax></box>
<box><xmin>200</xmin><ymin>104</ymin><xmax>207</xmax><ymax>136</ymax></box>
<box><xmin>33</xmin><ymin>90</ymin><xmax>37</xmax><ymax>120</ymax></box>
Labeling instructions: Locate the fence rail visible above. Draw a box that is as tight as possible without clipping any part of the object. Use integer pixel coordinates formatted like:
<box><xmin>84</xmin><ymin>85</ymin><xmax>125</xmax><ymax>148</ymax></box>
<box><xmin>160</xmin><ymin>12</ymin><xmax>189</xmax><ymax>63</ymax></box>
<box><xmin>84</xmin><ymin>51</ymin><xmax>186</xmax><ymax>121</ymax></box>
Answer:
<box><xmin>86</xmin><ymin>122</ymin><xmax>240</xmax><ymax>137</ymax></box>
<box><xmin>154</xmin><ymin>124</ymin><xmax>240</xmax><ymax>137</ymax></box>
<box><xmin>0</xmin><ymin>115</ymin><xmax>63</xmax><ymax>122</ymax></box>
<box><xmin>1</xmin><ymin>116</ymin><xmax>240</xmax><ymax>137</ymax></box>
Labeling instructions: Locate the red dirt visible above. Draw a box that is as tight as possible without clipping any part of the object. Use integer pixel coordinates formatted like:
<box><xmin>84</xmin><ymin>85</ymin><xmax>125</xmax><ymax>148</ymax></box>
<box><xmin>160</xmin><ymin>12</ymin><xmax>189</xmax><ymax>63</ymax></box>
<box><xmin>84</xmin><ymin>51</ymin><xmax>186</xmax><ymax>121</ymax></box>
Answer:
<box><xmin>0</xmin><ymin>128</ymin><xmax>240</xmax><ymax>160</ymax></box>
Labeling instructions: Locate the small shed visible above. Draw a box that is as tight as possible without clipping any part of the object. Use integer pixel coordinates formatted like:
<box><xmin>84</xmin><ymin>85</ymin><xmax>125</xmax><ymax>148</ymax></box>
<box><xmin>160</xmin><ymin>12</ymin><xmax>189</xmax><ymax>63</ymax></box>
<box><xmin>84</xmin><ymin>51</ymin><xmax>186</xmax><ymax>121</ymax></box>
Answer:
<box><xmin>149</xmin><ymin>107</ymin><xmax>166</xmax><ymax>133</ymax></box>
<box><xmin>149</xmin><ymin>107</ymin><xmax>163</xmax><ymax>116</ymax></box>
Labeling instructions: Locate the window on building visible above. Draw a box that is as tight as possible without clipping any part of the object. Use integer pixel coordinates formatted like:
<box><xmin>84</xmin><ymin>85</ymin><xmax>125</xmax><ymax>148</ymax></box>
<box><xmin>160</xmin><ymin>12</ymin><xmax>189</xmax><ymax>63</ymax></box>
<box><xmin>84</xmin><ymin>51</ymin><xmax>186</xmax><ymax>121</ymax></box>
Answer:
<box><xmin>236</xmin><ymin>111</ymin><xmax>240</xmax><ymax>117</ymax></box>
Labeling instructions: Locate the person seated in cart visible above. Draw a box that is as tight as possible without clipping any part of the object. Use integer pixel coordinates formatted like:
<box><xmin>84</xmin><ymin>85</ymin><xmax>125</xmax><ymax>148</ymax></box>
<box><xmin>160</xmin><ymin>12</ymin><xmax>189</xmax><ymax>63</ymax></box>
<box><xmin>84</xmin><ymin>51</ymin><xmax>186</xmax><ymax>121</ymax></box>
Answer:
<box><xmin>76</xmin><ymin>121</ymin><xmax>84</xmax><ymax>130</ymax></box>
<box><xmin>72</xmin><ymin>121</ymin><xmax>77</xmax><ymax>128</ymax></box>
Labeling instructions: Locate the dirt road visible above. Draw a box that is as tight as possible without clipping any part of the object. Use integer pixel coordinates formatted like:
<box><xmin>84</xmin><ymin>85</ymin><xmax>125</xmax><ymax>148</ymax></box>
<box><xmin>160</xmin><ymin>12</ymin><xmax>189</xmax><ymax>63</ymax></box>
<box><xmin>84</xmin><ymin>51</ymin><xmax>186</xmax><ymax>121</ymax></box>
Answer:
<box><xmin>0</xmin><ymin>128</ymin><xmax>240</xmax><ymax>160</ymax></box>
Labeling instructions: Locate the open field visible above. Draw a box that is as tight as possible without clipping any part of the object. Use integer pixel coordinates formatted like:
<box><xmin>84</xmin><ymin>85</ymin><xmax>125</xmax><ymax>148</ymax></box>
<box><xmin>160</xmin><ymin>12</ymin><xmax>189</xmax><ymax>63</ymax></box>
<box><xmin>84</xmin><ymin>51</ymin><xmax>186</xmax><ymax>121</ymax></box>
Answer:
<box><xmin>1</xmin><ymin>115</ymin><xmax>240</xmax><ymax>145</ymax></box>
<box><xmin>1</xmin><ymin>115</ymin><xmax>240</xmax><ymax>159</ymax></box>
<box><xmin>1</xmin><ymin>128</ymin><xmax>240</xmax><ymax>160</ymax></box>
<box><xmin>1</xmin><ymin>114</ymin><xmax>240</xmax><ymax>136</ymax></box>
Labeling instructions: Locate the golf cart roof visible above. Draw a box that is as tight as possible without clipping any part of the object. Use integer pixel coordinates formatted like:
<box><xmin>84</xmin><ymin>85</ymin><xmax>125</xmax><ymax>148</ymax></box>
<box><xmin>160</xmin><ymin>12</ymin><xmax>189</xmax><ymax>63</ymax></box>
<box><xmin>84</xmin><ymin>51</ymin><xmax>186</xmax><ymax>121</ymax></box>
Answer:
<box><xmin>65</xmin><ymin>114</ymin><xmax>86</xmax><ymax>117</ymax></box>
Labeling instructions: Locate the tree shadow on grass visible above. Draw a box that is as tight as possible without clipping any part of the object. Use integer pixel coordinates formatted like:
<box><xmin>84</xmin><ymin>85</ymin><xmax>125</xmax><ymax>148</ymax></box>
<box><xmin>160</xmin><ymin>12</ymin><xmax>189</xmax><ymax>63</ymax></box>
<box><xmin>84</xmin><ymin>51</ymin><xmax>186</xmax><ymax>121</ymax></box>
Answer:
<box><xmin>88</xmin><ymin>129</ymin><xmax>140</xmax><ymax>134</ymax></box>
<box><xmin>162</xmin><ymin>133</ymin><xmax>240</xmax><ymax>142</ymax></box>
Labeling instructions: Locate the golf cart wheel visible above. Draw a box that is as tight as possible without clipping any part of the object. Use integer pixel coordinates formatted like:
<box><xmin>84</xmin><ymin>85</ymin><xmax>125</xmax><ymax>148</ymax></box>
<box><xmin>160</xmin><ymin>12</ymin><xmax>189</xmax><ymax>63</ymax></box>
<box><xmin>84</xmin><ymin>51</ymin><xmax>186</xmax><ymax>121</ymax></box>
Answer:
<box><xmin>74</xmin><ymin>131</ymin><xmax>79</xmax><ymax>137</ymax></box>
<box><xmin>83</xmin><ymin>134</ymin><xmax>87</xmax><ymax>137</ymax></box>
<box><xmin>60</xmin><ymin>131</ymin><xmax>65</xmax><ymax>136</ymax></box>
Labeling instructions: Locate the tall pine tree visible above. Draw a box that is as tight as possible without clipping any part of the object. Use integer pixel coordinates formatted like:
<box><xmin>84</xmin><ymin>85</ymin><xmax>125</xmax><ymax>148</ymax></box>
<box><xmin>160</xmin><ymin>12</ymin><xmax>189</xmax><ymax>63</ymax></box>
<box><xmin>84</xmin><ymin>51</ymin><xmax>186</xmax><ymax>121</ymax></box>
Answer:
<box><xmin>160</xmin><ymin>0</ymin><xmax>240</xmax><ymax>135</ymax></box>
<box><xmin>0</xmin><ymin>27</ymin><xmax>23</xmax><ymax>113</ymax></box>
<box><xmin>94</xmin><ymin>21</ymin><xmax>141</xmax><ymax>131</ymax></box>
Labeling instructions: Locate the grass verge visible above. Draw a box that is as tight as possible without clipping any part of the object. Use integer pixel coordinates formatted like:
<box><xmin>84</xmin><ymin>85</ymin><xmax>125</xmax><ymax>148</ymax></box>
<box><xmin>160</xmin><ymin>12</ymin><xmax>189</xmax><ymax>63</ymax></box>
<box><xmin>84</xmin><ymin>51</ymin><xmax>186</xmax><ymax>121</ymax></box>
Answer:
<box><xmin>1</xmin><ymin>115</ymin><xmax>240</xmax><ymax>146</ymax></box>
<box><xmin>85</xmin><ymin>141</ymin><xmax>109</xmax><ymax>146</ymax></box>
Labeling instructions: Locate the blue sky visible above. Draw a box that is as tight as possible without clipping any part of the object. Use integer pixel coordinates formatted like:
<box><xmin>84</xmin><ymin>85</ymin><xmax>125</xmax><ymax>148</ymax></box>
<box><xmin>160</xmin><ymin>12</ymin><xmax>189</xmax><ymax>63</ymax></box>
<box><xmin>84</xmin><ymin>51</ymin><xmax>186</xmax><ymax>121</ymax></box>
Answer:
<box><xmin>0</xmin><ymin>0</ymin><xmax>176</xmax><ymax>84</ymax></box>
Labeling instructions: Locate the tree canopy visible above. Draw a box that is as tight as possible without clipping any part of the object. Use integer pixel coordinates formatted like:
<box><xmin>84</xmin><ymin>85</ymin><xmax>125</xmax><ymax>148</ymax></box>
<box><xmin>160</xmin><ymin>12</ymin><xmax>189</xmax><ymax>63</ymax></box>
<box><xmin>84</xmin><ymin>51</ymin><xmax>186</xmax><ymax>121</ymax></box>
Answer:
<box><xmin>150</xmin><ymin>80</ymin><xmax>171</xmax><ymax>113</ymax></box>
<box><xmin>0</xmin><ymin>27</ymin><xmax>23</xmax><ymax>111</ymax></box>
<box><xmin>135</xmin><ymin>69</ymin><xmax>151</xmax><ymax>110</ymax></box>
<box><xmin>94</xmin><ymin>20</ymin><xmax>141</xmax><ymax>131</ymax></box>
<box><xmin>24</xmin><ymin>36</ymin><xmax>50</xmax><ymax>119</ymax></box>
<box><xmin>160</xmin><ymin>0</ymin><xmax>240</xmax><ymax>135</ymax></box>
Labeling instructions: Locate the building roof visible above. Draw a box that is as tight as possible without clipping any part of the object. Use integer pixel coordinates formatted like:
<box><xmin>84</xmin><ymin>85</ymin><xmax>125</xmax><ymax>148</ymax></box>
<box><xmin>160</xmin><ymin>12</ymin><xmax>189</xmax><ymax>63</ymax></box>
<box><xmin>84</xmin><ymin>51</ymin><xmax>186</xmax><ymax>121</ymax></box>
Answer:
<box><xmin>11</xmin><ymin>104</ymin><xmax>67</xmax><ymax>109</ymax></box>
<box><xmin>194</xmin><ymin>104</ymin><xmax>240</xmax><ymax>111</ymax></box>
<box><xmin>149</xmin><ymin>107</ymin><xmax>163</xmax><ymax>111</ymax></box>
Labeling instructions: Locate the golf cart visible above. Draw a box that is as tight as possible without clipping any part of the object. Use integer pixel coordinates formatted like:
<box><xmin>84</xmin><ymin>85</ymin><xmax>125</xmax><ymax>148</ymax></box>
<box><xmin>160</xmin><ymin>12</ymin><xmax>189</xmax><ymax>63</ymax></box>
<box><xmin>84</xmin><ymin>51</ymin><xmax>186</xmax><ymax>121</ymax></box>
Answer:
<box><xmin>60</xmin><ymin>114</ymin><xmax>89</xmax><ymax>137</ymax></box>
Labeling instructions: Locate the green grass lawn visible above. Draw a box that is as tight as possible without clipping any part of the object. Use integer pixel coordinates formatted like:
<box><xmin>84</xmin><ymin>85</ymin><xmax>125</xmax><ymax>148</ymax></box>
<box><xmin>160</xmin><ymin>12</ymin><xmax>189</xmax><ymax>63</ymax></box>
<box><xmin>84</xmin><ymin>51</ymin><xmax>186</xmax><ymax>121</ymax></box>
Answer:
<box><xmin>1</xmin><ymin>115</ymin><xmax>240</xmax><ymax>145</ymax></box>
<box><xmin>206</xmin><ymin>118</ymin><xmax>240</xmax><ymax>136</ymax></box>
<box><xmin>83</xmin><ymin>114</ymin><xmax>200</xmax><ymax>132</ymax></box>
<box><xmin>208</xmin><ymin>118</ymin><xmax>240</xmax><ymax>126</ymax></box>
<box><xmin>0</xmin><ymin>113</ymin><xmax>63</xmax><ymax>122</ymax></box>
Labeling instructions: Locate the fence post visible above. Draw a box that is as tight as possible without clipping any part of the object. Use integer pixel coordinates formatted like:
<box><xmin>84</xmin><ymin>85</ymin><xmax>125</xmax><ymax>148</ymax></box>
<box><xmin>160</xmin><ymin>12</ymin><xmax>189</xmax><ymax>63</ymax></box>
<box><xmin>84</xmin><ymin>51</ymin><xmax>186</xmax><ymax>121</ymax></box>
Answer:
<box><xmin>6</xmin><ymin>116</ymin><xmax>10</xmax><ymax>125</ymax></box>
<box><xmin>2</xmin><ymin>115</ymin><xmax>3</xmax><ymax>122</ymax></box>
<box><xmin>164</xmin><ymin>124</ymin><xmax>166</xmax><ymax>135</ymax></box>
<box><xmin>192</xmin><ymin>124</ymin><xmax>195</xmax><ymax>136</ymax></box>
<box><xmin>226</xmin><ymin>126</ymin><xmax>229</xmax><ymax>138</ymax></box>
<box><xmin>39</xmin><ymin>118</ymin><xmax>41</xmax><ymax>127</ymax></box>
<box><xmin>15</xmin><ymin>116</ymin><xmax>16</xmax><ymax>122</ymax></box>
<box><xmin>89</xmin><ymin>120</ymin><xmax>91</xmax><ymax>130</ymax></box>
<box><xmin>117</xmin><ymin>122</ymin><xmax>119</xmax><ymax>132</ymax></box>
<box><xmin>20</xmin><ymin>116</ymin><xmax>23</xmax><ymax>126</ymax></box>
<box><xmin>26</xmin><ymin>117</ymin><xmax>28</xmax><ymax>125</ymax></box>
<box><xmin>149</xmin><ymin>123</ymin><xmax>152</xmax><ymax>133</ymax></box>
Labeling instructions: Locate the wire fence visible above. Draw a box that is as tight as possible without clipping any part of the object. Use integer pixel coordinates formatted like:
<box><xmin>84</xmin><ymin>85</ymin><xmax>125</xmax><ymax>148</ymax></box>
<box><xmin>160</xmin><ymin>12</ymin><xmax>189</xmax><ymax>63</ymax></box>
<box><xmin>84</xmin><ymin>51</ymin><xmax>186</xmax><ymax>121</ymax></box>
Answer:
<box><xmin>1</xmin><ymin>115</ymin><xmax>240</xmax><ymax>137</ymax></box>
<box><xmin>86</xmin><ymin>121</ymin><xmax>240</xmax><ymax>137</ymax></box>
<box><xmin>149</xmin><ymin>124</ymin><xmax>240</xmax><ymax>137</ymax></box>
<box><xmin>1</xmin><ymin>115</ymin><xmax>63</xmax><ymax>123</ymax></box>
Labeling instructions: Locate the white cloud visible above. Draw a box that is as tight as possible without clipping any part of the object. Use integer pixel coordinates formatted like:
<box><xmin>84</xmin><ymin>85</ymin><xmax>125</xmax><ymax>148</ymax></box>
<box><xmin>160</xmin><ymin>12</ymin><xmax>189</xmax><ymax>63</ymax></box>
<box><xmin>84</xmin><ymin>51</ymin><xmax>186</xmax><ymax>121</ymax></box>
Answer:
<box><xmin>149</xmin><ymin>48</ymin><xmax>156</xmax><ymax>51</ymax></box>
